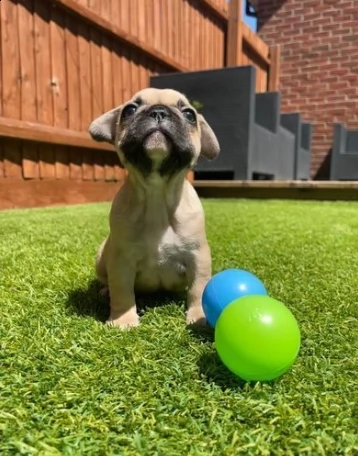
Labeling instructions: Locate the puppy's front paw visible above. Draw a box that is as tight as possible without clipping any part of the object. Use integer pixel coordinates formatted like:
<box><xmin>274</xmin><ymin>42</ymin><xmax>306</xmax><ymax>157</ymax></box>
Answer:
<box><xmin>186</xmin><ymin>307</ymin><xmax>207</xmax><ymax>326</ymax></box>
<box><xmin>106</xmin><ymin>309</ymin><xmax>140</xmax><ymax>330</ymax></box>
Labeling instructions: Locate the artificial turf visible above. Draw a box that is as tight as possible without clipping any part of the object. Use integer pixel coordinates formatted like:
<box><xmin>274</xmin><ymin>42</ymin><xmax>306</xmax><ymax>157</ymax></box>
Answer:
<box><xmin>0</xmin><ymin>199</ymin><xmax>357</xmax><ymax>455</ymax></box>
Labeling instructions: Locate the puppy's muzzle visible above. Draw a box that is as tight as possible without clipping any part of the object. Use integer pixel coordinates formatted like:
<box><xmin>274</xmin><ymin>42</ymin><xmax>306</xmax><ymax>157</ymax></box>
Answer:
<box><xmin>148</xmin><ymin>105</ymin><xmax>171</xmax><ymax>124</ymax></box>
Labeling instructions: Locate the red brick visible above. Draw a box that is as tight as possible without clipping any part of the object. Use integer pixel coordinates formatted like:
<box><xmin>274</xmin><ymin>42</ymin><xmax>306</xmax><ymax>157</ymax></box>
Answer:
<box><xmin>257</xmin><ymin>0</ymin><xmax>358</xmax><ymax>178</ymax></box>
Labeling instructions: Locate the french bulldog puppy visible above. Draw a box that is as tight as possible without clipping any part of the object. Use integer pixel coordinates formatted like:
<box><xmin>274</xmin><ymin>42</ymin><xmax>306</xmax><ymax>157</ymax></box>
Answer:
<box><xmin>89</xmin><ymin>88</ymin><xmax>220</xmax><ymax>328</ymax></box>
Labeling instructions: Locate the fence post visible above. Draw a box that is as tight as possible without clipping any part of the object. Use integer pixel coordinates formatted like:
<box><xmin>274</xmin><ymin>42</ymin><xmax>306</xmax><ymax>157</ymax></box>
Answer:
<box><xmin>226</xmin><ymin>0</ymin><xmax>243</xmax><ymax>66</ymax></box>
<box><xmin>268</xmin><ymin>45</ymin><xmax>281</xmax><ymax>91</ymax></box>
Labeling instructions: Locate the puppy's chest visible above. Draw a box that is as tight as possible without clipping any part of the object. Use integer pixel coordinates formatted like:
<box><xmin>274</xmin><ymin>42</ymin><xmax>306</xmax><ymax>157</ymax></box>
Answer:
<box><xmin>141</xmin><ymin>225</ymin><xmax>195</xmax><ymax>265</ymax></box>
<box><xmin>136</xmin><ymin>224</ymin><xmax>198</xmax><ymax>291</ymax></box>
<box><xmin>158</xmin><ymin>227</ymin><xmax>195</xmax><ymax>262</ymax></box>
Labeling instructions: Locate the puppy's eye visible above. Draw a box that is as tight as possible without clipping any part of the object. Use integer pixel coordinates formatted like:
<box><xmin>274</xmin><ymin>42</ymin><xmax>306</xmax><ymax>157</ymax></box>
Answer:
<box><xmin>182</xmin><ymin>109</ymin><xmax>196</xmax><ymax>124</ymax></box>
<box><xmin>122</xmin><ymin>104</ymin><xmax>138</xmax><ymax>119</ymax></box>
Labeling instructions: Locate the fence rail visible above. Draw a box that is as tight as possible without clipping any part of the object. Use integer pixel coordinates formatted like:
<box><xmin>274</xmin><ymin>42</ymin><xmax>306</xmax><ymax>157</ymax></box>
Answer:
<box><xmin>0</xmin><ymin>0</ymin><xmax>280</xmax><ymax>209</ymax></box>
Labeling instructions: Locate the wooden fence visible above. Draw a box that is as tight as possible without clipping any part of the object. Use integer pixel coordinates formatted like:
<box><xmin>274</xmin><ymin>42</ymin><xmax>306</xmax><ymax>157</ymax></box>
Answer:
<box><xmin>0</xmin><ymin>0</ymin><xmax>280</xmax><ymax>209</ymax></box>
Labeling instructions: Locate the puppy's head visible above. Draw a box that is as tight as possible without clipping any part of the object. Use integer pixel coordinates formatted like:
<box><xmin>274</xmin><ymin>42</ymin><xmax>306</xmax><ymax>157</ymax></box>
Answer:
<box><xmin>89</xmin><ymin>88</ymin><xmax>219</xmax><ymax>177</ymax></box>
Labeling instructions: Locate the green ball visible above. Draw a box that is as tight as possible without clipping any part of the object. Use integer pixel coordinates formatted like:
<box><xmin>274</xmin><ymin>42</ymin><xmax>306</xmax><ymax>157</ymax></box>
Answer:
<box><xmin>215</xmin><ymin>295</ymin><xmax>301</xmax><ymax>382</ymax></box>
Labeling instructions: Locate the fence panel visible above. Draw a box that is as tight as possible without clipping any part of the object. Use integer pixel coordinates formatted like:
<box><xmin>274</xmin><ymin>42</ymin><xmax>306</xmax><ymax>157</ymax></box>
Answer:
<box><xmin>0</xmin><ymin>0</ymin><xmax>280</xmax><ymax>209</ymax></box>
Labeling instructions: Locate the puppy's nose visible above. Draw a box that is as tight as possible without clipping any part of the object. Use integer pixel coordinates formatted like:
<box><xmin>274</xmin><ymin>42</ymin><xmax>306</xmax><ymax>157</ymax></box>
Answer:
<box><xmin>149</xmin><ymin>105</ymin><xmax>170</xmax><ymax>123</ymax></box>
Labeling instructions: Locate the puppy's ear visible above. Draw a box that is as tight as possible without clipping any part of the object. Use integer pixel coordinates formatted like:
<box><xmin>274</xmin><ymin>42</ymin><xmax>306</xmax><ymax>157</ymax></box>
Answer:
<box><xmin>198</xmin><ymin>114</ymin><xmax>220</xmax><ymax>160</ymax></box>
<box><xmin>88</xmin><ymin>106</ymin><xmax>122</xmax><ymax>144</ymax></box>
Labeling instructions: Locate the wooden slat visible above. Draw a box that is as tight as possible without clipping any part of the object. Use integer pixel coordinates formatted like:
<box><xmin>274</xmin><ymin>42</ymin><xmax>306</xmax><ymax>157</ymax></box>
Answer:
<box><xmin>18</xmin><ymin>0</ymin><xmax>37</xmax><ymax>122</ymax></box>
<box><xmin>69</xmin><ymin>147</ymin><xmax>82</xmax><ymax>179</ymax></box>
<box><xmin>159</xmin><ymin>0</ymin><xmax>167</xmax><ymax>56</ymax></box>
<box><xmin>0</xmin><ymin>0</ymin><xmax>3</xmax><ymax>186</ymax></box>
<box><xmin>101</xmin><ymin>36</ymin><xmax>114</xmax><ymax>112</ymax></box>
<box><xmin>39</xmin><ymin>144</ymin><xmax>56</xmax><ymax>179</ymax></box>
<box><xmin>65</xmin><ymin>14</ymin><xmax>82</xmax><ymax>179</ymax></box>
<box><xmin>90</xmin><ymin>28</ymin><xmax>104</xmax><ymax>181</ymax></box>
<box><xmin>101</xmin><ymin>0</ymin><xmax>111</xmax><ymax>22</ymax></box>
<box><xmin>1</xmin><ymin>0</ymin><xmax>22</xmax><ymax>178</ymax></box>
<box><xmin>0</xmin><ymin>116</ymin><xmax>114</xmax><ymax>151</ymax></box>
<box><xmin>88</xmin><ymin>0</ymin><xmax>101</xmax><ymax>16</ymax></box>
<box><xmin>204</xmin><ymin>11</ymin><xmax>210</xmax><ymax>68</ymax></box>
<box><xmin>78</xmin><ymin>22</ymin><xmax>92</xmax><ymax>130</ymax></box>
<box><xmin>200</xmin><ymin>8</ymin><xmax>205</xmax><ymax>69</ymax></box>
<box><xmin>50</xmin><ymin>8</ymin><xmax>68</xmax><ymax>129</ymax></box>
<box><xmin>90</xmin><ymin>13</ymin><xmax>106</xmax><ymax>180</ymax></box>
<box><xmin>183</xmin><ymin>0</ymin><xmax>190</xmax><ymax>68</ymax></box>
<box><xmin>194</xmin><ymin>2</ymin><xmax>201</xmax><ymax>70</ymax></box>
<box><xmin>268</xmin><ymin>45</ymin><xmax>281</xmax><ymax>92</ymax></box>
<box><xmin>139</xmin><ymin>57</ymin><xmax>148</xmax><ymax>90</ymax></box>
<box><xmin>119</xmin><ymin>0</ymin><xmax>129</xmax><ymax>33</ymax></box>
<box><xmin>53</xmin><ymin>0</ymin><xmax>188</xmax><ymax>72</ymax></box>
<box><xmin>242</xmin><ymin>22</ymin><xmax>270</xmax><ymax>66</ymax></box>
<box><xmin>121</xmin><ymin>46</ymin><xmax>132</xmax><ymax>102</ymax></box>
<box><xmin>22</xmin><ymin>143</ymin><xmax>39</xmax><ymax>179</ymax></box>
<box><xmin>137</xmin><ymin>0</ymin><xmax>147</xmax><ymax>90</ymax></box>
<box><xmin>0</xmin><ymin>145</ymin><xmax>4</xmax><ymax>178</ymax></box>
<box><xmin>92</xmin><ymin>29</ymin><xmax>105</xmax><ymax>182</ymax></box>
<box><xmin>110</xmin><ymin>0</ymin><xmax>120</xmax><ymax>26</ymax></box>
<box><xmin>18</xmin><ymin>0</ymin><xmax>39</xmax><ymax>179</ymax></box>
<box><xmin>93</xmin><ymin>152</ymin><xmax>105</xmax><ymax>181</ymax></box>
<box><xmin>113</xmin><ymin>157</ymin><xmax>124</xmax><ymax>181</ymax></box>
<box><xmin>112</xmin><ymin>39</ymin><xmax>124</xmax><ymax>107</ymax></box>
<box><xmin>153</xmin><ymin>0</ymin><xmax>161</xmax><ymax>55</ymax></box>
<box><xmin>65</xmin><ymin>15</ymin><xmax>81</xmax><ymax>131</ymax></box>
<box><xmin>55</xmin><ymin>145</ymin><xmax>70</xmax><ymax>179</ymax></box>
<box><xmin>196</xmin><ymin>0</ymin><xmax>228</xmax><ymax>22</ymax></box>
<box><xmin>188</xmin><ymin>0</ymin><xmax>195</xmax><ymax>69</ymax></box>
<box><xmin>127</xmin><ymin>0</ymin><xmax>139</xmax><ymax>95</ymax></box>
<box><xmin>78</xmin><ymin>21</ymin><xmax>92</xmax><ymax>180</ymax></box>
<box><xmin>3</xmin><ymin>139</ymin><xmax>22</xmax><ymax>178</ymax></box>
<box><xmin>131</xmin><ymin>50</ymin><xmax>141</xmax><ymax>95</ymax></box>
<box><xmin>50</xmin><ymin>6</ymin><xmax>69</xmax><ymax>179</ymax></box>
<box><xmin>0</xmin><ymin>178</ymin><xmax>122</xmax><ymax>210</ymax></box>
<box><xmin>1</xmin><ymin>0</ymin><xmax>21</xmax><ymax>119</ymax></box>
<box><xmin>34</xmin><ymin>0</ymin><xmax>55</xmax><ymax>179</ymax></box>
<box><xmin>104</xmin><ymin>150</ymin><xmax>115</xmax><ymax>182</ymax></box>
<box><xmin>0</xmin><ymin>0</ymin><xmax>2</xmax><ymax>121</ymax></box>
<box><xmin>167</xmin><ymin>0</ymin><xmax>173</xmax><ymax>61</ymax></box>
<box><xmin>82</xmin><ymin>148</ymin><xmax>94</xmax><ymax>180</ymax></box>
<box><xmin>90</xmin><ymin>28</ymin><xmax>103</xmax><ymax>119</ymax></box>
<box><xmin>226</xmin><ymin>0</ymin><xmax>243</xmax><ymax>66</ymax></box>
<box><xmin>174</xmin><ymin>0</ymin><xmax>180</xmax><ymax>64</ymax></box>
<box><xmin>129</xmin><ymin>0</ymin><xmax>138</xmax><ymax>39</ymax></box>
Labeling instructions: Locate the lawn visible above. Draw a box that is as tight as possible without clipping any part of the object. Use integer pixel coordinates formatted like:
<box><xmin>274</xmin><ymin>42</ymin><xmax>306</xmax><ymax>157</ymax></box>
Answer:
<box><xmin>0</xmin><ymin>199</ymin><xmax>357</xmax><ymax>456</ymax></box>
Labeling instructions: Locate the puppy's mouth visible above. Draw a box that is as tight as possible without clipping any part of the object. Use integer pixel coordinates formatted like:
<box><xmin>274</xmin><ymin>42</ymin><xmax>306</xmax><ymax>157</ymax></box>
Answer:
<box><xmin>120</xmin><ymin>121</ymin><xmax>194</xmax><ymax>177</ymax></box>
<box><xmin>142</xmin><ymin>128</ymin><xmax>173</xmax><ymax>155</ymax></box>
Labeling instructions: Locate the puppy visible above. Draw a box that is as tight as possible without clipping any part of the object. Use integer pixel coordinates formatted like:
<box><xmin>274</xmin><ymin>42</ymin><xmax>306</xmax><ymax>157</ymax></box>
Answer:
<box><xmin>88</xmin><ymin>88</ymin><xmax>220</xmax><ymax>328</ymax></box>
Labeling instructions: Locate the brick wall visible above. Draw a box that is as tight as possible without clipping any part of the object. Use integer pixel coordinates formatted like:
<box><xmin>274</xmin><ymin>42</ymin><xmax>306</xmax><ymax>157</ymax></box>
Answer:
<box><xmin>255</xmin><ymin>0</ymin><xmax>358</xmax><ymax>178</ymax></box>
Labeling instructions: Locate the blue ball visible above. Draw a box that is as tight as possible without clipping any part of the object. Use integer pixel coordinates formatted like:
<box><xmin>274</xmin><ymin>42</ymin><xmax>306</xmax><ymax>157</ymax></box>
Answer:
<box><xmin>202</xmin><ymin>269</ymin><xmax>268</xmax><ymax>327</ymax></box>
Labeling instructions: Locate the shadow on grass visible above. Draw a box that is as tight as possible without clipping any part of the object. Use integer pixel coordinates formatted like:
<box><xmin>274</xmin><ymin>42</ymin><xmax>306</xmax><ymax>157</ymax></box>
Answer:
<box><xmin>66</xmin><ymin>280</ymin><xmax>110</xmax><ymax>323</ymax></box>
<box><xmin>192</xmin><ymin>328</ymin><xmax>276</xmax><ymax>390</ymax></box>
<box><xmin>187</xmin><ymin>319</ymin><xmax>249</xmax><ymax>389</ymax></box>
<box><xmin>187</xmin><ymin>324</ymin><xmax>215</xmax><ymax>343</ymax></box>
<box><xmin>65</xmin><ymin>279</ymin><xmax>187</xmax><ymax>323</ymax></box>
<box><xmin>197</xmin><ymin>351</ymin><xmax>277</xmax><ymax>390</ymax></box>
<box><xmin>66</xmin><ymin>282</ymin><xmax>264</xmax><ymax>390</ymax></box>
<box><xmin>197</xmin><ymin>351</ymin><xmax>249</xmax><ymax>390</ymax></box>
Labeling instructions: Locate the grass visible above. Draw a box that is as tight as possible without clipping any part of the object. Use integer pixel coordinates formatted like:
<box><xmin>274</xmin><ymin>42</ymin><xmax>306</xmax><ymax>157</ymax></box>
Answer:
<box><xmin>0</xmin><ymin>199</ymin><xmax>357</xmax><ymax>456</ymax></box>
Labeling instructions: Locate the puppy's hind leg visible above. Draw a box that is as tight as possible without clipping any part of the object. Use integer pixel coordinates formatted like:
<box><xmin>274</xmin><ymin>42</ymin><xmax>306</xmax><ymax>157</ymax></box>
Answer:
<box><xmin>96</xmin><ymin>239</ymin><xmax>109</xmax><ymax>297</ymax></box>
